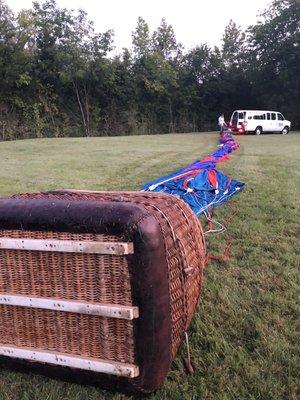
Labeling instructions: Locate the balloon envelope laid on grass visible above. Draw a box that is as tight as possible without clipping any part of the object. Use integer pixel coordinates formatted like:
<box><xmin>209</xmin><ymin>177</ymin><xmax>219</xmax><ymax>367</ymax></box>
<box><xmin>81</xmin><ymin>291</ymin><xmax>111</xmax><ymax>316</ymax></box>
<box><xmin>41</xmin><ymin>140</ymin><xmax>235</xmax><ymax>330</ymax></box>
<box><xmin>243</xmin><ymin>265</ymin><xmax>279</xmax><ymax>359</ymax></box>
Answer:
<box><xmin>143</xmin><ymin>131</ymin><xmax>244</xmax><ymax>216</ymax></box>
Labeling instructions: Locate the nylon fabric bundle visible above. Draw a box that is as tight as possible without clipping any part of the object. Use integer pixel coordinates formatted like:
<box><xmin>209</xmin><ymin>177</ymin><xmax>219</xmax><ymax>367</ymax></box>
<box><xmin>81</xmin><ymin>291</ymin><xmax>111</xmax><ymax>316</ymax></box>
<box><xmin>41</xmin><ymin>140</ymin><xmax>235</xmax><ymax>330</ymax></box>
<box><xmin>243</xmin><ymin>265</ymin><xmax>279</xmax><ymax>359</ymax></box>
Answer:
<box><xmin>143</xmin><ymin>131</ymin><xmax>244</xmax><ymax>216</ymax></box>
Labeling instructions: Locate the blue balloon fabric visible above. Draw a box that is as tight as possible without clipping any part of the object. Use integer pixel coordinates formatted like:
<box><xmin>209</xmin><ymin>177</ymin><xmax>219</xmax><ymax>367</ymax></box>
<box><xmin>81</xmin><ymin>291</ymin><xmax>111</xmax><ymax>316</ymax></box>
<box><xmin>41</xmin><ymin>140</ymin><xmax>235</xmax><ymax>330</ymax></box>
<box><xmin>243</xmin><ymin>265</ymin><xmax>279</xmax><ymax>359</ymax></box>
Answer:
<box><xmin>142</xmin><ymin>131</ymin><xmax>244</xmax><ymax>216</ymax></box>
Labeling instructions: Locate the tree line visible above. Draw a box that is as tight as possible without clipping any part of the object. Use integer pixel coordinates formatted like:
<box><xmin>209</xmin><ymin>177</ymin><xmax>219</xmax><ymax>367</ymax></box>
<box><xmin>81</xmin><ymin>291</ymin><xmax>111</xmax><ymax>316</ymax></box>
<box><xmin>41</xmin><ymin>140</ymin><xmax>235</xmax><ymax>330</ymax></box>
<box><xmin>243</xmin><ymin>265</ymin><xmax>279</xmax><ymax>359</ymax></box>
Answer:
<box><xmin>0</xmin><ymin>0</ymin><xmax>299</xmax><ymax>140</ymax></box>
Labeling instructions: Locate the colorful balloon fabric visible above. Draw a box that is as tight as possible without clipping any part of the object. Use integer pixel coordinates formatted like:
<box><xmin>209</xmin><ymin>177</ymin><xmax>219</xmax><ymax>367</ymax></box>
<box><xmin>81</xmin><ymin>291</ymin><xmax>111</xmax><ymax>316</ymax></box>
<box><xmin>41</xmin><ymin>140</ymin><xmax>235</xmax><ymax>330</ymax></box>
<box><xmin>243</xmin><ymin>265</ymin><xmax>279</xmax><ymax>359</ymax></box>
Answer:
<box><xmin>142</xmin><ymin>131</ymin><xmax>244</xmax><ymax>216</ymax></box>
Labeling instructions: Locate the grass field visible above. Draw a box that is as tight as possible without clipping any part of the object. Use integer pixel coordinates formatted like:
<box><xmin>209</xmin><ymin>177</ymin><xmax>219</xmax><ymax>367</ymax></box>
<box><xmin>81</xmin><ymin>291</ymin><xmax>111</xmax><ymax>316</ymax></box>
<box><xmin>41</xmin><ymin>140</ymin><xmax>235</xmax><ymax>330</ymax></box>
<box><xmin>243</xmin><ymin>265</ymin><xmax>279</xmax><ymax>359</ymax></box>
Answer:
<box><xmin>0</xmin><ymin>132</ymin><xmax>299</xmax><ymax>400</ymax></box>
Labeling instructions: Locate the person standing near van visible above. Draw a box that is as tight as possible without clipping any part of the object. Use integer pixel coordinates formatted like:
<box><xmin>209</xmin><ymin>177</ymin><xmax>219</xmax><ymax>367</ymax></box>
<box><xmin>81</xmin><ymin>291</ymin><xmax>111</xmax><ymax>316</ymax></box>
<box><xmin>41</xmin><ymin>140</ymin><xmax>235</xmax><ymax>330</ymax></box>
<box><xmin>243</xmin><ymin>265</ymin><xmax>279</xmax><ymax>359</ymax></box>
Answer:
<box><xmin>218</xmin><ymin>114</ymin><xmax>227</xmax><ymax>132</ymax></box>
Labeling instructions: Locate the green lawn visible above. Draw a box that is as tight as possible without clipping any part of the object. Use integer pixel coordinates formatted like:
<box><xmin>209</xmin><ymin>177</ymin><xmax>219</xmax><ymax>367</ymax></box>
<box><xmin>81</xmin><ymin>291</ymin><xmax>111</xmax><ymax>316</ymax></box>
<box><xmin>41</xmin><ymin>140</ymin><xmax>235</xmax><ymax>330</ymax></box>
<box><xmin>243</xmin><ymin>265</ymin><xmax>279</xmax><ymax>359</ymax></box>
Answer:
<box><xmin>0</xmin><ymin>132</ymin><xmax>299</xmax><ymax>400</ymax></box>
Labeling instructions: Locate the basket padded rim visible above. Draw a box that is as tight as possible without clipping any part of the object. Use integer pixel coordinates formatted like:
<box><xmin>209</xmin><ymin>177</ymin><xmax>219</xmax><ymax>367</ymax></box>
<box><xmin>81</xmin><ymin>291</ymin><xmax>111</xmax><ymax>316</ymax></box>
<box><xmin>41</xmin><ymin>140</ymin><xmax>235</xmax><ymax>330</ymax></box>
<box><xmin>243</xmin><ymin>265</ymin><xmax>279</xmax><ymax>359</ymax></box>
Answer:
<box><xmin>0</xmin><ymin>197</ymin><xmax>172</xmax><ymax>393</ymax></box>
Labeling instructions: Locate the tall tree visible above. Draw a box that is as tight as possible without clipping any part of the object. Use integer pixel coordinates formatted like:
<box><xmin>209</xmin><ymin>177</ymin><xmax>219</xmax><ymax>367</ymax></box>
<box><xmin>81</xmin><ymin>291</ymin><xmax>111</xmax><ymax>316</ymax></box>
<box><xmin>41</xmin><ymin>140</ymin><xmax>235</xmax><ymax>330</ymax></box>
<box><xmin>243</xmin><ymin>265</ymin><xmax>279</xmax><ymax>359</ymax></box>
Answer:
<box><xmin>222</xmin><ymin>19</ymin><xmax>246</xmax><ymax>68</ymax></box>
<box><xmin>151</xmin><ymin>18</ymin><xmax>182</xmax><ymax>60</ymax></box>
<box><xmin>132</xmin><ymin>17</ymin><xmax>150</xmax><ymax>58</ymax></box>
<box><xmin>248</xmin><ymin>0</ymin><xmax>300</xmax><ymax>125</ymax></box>
<box><xmin>30</xmin><ymin>0</ymin><xmax>114</xmax><ymax>135</ymax></box>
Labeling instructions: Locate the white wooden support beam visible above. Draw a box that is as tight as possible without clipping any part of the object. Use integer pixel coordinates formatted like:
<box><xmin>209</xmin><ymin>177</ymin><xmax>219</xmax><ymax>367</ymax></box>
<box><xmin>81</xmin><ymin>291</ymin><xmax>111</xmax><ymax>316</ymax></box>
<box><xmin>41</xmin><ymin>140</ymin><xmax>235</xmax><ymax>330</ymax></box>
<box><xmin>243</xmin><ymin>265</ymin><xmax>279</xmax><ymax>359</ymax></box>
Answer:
<box><xmin>0</xmin><ymin>345</ymin><xmax>140</xmax><ymax>378</ymax></box>
<box><xmin>0</xmin><ymin>294</ymin><xmax>139</xmax><ymax>320</ymax></box>
<box><xmin>0</xmin><ymin>237</ymin><xmax>133</xmax><ymax>255</ymax></box>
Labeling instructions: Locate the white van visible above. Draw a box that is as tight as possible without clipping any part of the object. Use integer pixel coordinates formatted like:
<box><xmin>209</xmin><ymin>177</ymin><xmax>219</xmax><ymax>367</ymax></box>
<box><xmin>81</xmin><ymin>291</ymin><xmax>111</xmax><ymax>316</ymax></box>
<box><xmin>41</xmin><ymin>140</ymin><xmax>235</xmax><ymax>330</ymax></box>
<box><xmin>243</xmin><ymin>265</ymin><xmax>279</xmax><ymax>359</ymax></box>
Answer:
<box><xmin>229</xmin><ymin>110</ymin><xmax>291</xmax><ymax>135</ymax></box>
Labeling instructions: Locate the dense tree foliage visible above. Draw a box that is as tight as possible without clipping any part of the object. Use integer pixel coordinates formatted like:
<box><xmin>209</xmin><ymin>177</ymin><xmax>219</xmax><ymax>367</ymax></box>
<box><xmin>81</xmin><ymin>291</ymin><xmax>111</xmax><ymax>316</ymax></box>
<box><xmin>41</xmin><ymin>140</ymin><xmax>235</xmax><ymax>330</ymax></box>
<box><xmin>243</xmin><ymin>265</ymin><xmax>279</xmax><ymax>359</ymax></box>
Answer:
<box><xmin>0</xmin><ymin>0</ymin><xmax>299</xmax><ymax>139</ymax></box>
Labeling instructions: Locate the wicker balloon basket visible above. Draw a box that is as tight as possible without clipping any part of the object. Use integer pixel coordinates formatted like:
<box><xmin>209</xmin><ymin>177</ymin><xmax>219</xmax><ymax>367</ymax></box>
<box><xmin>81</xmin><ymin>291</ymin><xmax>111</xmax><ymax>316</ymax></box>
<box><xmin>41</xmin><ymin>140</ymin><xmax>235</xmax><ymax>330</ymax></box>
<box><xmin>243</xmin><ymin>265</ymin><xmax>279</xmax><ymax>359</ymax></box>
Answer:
<box><xmin>0</xmin><ymin>190</ymin><xmax>206</xmax><ymax>394</ymax></box>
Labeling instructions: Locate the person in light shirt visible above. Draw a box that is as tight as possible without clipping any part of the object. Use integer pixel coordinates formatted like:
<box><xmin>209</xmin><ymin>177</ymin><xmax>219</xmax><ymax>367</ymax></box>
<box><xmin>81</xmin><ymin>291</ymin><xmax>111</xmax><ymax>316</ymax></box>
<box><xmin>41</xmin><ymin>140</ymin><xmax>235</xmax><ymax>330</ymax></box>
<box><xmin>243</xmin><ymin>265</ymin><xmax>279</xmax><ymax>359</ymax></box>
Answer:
<box><xmin>218</xmin><ymin>114</ymin><xmax>227</xmax><ymax>132</ymax></box>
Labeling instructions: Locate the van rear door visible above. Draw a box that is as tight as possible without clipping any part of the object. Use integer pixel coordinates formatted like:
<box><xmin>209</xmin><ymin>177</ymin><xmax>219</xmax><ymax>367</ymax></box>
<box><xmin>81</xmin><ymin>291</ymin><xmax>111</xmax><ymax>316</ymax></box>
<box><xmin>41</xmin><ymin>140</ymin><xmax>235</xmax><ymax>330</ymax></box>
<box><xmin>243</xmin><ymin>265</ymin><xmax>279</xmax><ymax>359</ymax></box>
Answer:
<box><xmin>238</xmin><ymin>111</ymin><xmax>245</xmax><ymax>127</ymax></box>
<box><xmin>231</xmin><ymin>111</ymin><xmax>238</xmax><ymax>129</ymax></box>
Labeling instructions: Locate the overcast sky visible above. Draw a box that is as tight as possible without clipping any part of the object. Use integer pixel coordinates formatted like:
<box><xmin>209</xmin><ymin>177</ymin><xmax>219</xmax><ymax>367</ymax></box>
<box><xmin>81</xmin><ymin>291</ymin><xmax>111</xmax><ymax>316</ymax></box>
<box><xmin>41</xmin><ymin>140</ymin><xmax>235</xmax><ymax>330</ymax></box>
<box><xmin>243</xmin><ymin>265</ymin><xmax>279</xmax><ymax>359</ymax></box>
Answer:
<box><xmin>7</xmin><ymin>0</ymin><xmax>271</xmax><ymax>52</ymax></box>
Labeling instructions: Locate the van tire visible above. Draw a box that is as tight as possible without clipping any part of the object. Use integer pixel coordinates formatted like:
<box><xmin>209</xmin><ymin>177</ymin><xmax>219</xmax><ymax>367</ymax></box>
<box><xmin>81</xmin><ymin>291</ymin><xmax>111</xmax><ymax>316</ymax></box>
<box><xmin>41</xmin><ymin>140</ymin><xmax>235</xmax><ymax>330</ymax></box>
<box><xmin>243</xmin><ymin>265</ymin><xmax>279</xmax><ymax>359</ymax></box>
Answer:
<box><xmin>281</xmin><ymin>126</ymin><xmax>289</xmax><ymax>134</ymax></box>
<box><xmin>255</xmin><ymin>126</ymin><xmax>262</xmax><ymax>135</ymax></box>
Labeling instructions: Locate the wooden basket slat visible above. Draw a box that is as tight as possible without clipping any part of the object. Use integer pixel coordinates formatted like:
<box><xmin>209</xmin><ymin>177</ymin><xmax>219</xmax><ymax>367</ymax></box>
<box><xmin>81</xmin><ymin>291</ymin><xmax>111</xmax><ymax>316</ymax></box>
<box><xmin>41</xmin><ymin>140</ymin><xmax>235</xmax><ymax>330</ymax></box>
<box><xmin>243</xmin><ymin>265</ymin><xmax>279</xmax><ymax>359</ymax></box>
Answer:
<box><xmin>0</xmin><ymin>237</ymin><xmax>133</xmax><ymax>255</ymax></box>
<box><xmin>0</xmin><ymin>345</ymin><xmax>139</xmax><ymax>377</ymax></box>
<box><xmin>0</xmin><ymin>294</ymin><xmax>139</xmax><ymax>320</ymax></box>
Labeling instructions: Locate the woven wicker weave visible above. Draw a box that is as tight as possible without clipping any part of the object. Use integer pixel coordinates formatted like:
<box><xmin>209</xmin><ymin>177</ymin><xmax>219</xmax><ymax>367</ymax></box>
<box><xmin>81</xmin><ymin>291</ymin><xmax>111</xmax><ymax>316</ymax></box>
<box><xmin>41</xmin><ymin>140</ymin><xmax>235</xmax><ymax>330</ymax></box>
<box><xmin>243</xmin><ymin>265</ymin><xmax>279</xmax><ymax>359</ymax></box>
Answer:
<box><xmin>0</xmin><ymin>190</ymin><xmax>206</xmax><ymax>394</ymax></box>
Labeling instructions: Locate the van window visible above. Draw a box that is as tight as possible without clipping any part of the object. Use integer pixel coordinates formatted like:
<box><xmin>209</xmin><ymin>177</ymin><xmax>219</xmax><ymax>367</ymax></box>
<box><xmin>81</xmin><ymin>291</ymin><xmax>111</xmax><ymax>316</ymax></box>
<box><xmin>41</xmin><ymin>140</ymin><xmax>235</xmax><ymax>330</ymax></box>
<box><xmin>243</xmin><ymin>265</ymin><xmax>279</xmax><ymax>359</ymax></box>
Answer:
<box><xmin>238</xmin><ymin>112</ymin><xmax>245</xmax><ymax>119</ymax></box>
<box><xmin>267</xmin><ymin>113</ymin><xmax>270</xmax><ymax>120</ymax></box>
<box><xmin>277</xmin><ymin>113</ymin><xmax>284</xmax><ymax>120</ymax></box>
<box><xmin>271</xmin><ymin>113</ymin><xmax>276</xmax><ymax>120</ymax></box>
<box><xmin>253</xmin><ymin>115</ymin><xmax>264</xmax><ymax>120</ymax></box>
